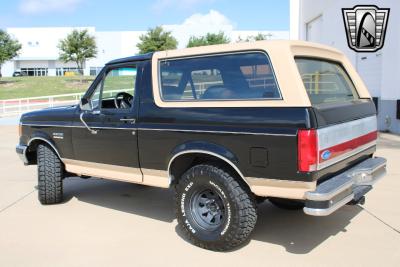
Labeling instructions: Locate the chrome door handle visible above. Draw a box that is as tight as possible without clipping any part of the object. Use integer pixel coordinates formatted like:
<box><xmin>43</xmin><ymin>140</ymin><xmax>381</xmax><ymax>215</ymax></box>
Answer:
<box><xmin>120</xmin><ymin>118</ymin><xmax>136</xmax><ymax>124</ymax></box>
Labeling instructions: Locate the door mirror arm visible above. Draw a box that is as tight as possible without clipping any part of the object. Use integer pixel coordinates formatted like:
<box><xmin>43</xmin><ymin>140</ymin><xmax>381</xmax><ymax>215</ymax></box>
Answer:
<box><xmin>80</xmin><ymin>112</ymin><xmax>98</xmax><ymax>134</ymax></box>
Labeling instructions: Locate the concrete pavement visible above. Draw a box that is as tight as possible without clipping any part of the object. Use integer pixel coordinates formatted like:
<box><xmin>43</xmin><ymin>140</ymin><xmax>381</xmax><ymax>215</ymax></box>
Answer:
<box><xmin>0</xmin><ymin>115</ymin><xmax>21</xmax><ymax>126</ymax></box>
<box><xmin>0</xmin><ymin>125</ymin><xmax>399</xmax><ymax>267</ymax></box>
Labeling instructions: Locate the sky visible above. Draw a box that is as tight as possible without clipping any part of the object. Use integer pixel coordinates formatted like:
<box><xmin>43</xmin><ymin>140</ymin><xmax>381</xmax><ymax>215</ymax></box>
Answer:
<box><xmin>0</xmin><ymin>0</ymin><xmax>289</xmax><ymax>31</ymax></box>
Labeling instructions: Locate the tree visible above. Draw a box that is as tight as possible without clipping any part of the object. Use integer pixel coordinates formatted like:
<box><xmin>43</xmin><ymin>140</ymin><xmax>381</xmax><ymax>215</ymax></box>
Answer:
<box><xmin>253</xmin><ymin>33</ymin><xmax>269</xmax><ymax>41</ymax></box>
<box><xmin>0</xmin><ymin>30</ymin><xmax>22</xmax><ymax>77</ymax></box>
<box><xmin>137</xmin><ymin>26</ymin><xmax>178</xmax><ymax>54</ymax></box>
<box><xmin>58</xmin><ymin>29</ymin><xmax>97</xmax><ymax>74</ymax></box>
<box><xmin>187</xmin><ymin>36</ymin><xmax>208</xmax><ymax>48</ymax></box>
<box><xmin>238</xmin><ymin>32</ymin><xmax>274</xmax><ymax>43</ymax></box>
<box><xmin>187</xmin><ymin>32</ymin><xmax>230</xmax><ymax>48</ymax></box>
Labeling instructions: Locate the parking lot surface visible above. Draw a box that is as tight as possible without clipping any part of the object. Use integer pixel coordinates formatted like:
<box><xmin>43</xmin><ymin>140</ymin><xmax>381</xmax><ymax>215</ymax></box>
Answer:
<box><xmin>0</xmin><ymin>125</ymin><xmax>399</xmax><ymax>267</ymax></box>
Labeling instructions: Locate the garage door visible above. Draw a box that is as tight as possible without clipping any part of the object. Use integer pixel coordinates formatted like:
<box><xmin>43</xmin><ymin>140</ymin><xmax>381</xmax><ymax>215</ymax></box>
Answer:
<box><xmin>356</xmin><ymin>53</ymin><xmax>382</xmax><ymax>97</ymax></box>
<box><xmin>306</xmin><ymin>15</ymin><xmax>323</xmax><ymax>43</ymax></box>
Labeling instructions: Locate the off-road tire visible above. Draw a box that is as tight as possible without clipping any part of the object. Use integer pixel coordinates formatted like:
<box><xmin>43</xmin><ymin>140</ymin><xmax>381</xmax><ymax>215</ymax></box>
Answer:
<box><xmin>37</xmin><ymin>144</ymin><xmax>64</xmax><ymax>204</ymax></box>
<box><xmin>269</xmin><ymin>197</ymin><xmax>304</xmax><ymax>210</ymax></box>
<box><xmin>175</xmin><ymin>164</ymin><xmax>257</xmax><ymax>251</ymax></box>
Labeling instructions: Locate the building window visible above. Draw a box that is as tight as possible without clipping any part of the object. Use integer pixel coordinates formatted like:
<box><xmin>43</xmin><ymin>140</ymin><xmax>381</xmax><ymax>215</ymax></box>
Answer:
<box><xmin>21</xmin><ymin>68</ymin><xmax>48</xmax><ymax>76</ymax></box>
<box><xmin>27</xmin><ymin>41</ymin><xmax>39</xmax><ymax>47</ymax></box>
<box><xmin>90</xmin><ymin>67</ymin><xmax>103</xmax><ymax>76</ymax></box>
<box><xmin>56</xmin><ymin>67</ymin><xmax>82</xmax><ymax>76</ymax></box>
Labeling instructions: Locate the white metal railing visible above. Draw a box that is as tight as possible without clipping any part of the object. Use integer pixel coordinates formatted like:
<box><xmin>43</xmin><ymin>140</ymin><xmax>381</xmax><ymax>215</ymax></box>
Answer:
<box><xmin>0</xmin><ymin>76</ymin><xmax>276</xmax><ymax>117</ymax></box>
<box><xmin>0</xmin><ymin>89</ymin><xmax>123</xmax><ymax>117</ymax></box>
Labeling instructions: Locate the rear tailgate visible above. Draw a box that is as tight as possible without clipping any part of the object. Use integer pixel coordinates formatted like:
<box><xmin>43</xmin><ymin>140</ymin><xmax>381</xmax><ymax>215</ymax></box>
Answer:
<box><xmin>295</xmin><ymin>57</ymin><xmax>378</xmax><ymax>179</ymax></box>
<box><xmin>317</xmin><ymin>115</ymin><xmax>377</xmax><ymax>170</ymax></box>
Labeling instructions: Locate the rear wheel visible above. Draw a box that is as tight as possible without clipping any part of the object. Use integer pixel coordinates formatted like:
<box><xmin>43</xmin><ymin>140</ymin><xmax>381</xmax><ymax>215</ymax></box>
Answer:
<box><xmin>37</xmin><ymin>144</ymin><xmax>64</xmax><ymax>204</ymax></box>
<box><xmin>175</xmin><ymin>164</ymin><xmax>257</xmax><ymax>251</ymax></box>
<box><xmin>269</xmin><ymin>197</ymin><xmax>304</xmax><ymax>210</ymax></box>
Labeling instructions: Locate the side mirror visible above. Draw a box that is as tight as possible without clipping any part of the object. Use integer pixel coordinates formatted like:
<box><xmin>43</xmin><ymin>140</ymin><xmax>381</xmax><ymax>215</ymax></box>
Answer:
<box><xmin>79</xmin><ymin>97</ymin><xmax>92</xmax><ymax>111</ymax></box>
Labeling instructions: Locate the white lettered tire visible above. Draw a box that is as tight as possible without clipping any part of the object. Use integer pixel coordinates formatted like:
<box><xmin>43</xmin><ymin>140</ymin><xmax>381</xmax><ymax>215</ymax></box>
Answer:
<box><xmin>175</xmin><ymin>164</ymin><xmax>257</xmax><ymax>251</ymax></box>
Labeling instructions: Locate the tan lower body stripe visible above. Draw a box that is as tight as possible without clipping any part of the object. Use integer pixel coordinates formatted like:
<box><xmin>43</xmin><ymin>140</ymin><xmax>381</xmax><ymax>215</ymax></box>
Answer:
<box><xmin>247</xmin><ymin>177</ymin><xmax>316</xmax><ymax>199</ymax></box>
<box><xmin>63</xmin><ymin>158</ymin><xmax>314</xmax><ymax>199</ymax></box>
<box><xmin>63</xmin><ymin>158</ymin><xmax>169</xmax><ymax>187</ymax></box>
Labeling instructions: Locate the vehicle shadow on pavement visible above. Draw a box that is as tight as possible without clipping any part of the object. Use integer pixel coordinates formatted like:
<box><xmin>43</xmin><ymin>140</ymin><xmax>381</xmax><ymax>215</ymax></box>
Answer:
<box><xmin>63</xmin><ymin>176</ymin><xmax>362</xmax><ymax>253</ymax></box>
<box><xmin>63</xmin><ymin>177</ymin><xmax>175</xmax><ymax>222</ymax></box>
<box><xmin>252</xmin><ymin>201</ymin><xmax>362</xmax><ymax>254</ymax></box>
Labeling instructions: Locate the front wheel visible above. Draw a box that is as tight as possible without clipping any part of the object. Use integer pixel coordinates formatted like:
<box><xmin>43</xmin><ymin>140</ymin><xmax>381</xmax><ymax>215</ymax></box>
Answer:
<box><xmin>37</xmin><ymin>144</ymin><xmax>64</xmax><ymax>204</ymax></box>
<box><xmin>175</xmin><ymin>164</ymin><xmax>257</xmax><ymax>251</ymax></box>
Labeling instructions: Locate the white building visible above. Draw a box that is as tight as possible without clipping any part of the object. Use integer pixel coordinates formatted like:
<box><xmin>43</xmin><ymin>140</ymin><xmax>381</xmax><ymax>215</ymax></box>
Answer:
<box><xmin>290</xmin><ymin>0</ymin><xmax>400</xmax><ymax>133</ymax></box>
<box><xmin>2</xmin><ymin>27</ymin><xmax>145</xmax><ymax>77</ymax></box>
<box><xmin>2</xmin><ymin>27</ymin><xmax>288</xmax><ymax>78</ymax></box>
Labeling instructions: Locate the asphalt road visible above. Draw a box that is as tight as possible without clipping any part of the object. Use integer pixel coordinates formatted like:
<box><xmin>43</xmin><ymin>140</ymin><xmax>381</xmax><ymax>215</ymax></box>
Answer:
<box><xmin>0</xmin><ymin>125</ymin><xmax>399</xmax><ymax>267</ymax></box>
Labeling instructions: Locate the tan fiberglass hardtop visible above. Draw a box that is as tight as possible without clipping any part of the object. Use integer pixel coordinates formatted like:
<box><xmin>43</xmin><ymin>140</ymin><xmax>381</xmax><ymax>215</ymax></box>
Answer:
<box><xmin>151</xmin><ymin>40</ymin><xmax>371</xmax><ymax>108</ymax></box>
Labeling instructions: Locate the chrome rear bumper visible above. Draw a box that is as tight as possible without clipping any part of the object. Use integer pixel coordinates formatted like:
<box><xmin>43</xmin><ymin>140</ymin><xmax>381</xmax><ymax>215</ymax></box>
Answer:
<box><xmin>304</xmin><ymin>157</ymin><xmax>386</xmax><ymax>216</ymax></box>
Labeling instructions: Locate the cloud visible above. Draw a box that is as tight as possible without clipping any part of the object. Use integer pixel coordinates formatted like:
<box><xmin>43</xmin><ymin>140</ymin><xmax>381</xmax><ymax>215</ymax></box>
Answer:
<box><xmin>163</xmin><ymin>10</ymin><xmax>235</xmax><ymax>48</ymax></box>
<box><xmin>152</xmin><ymin>0</ymin><xmax>215</xmax><ymax>12</ymax></box>
<box><xmin>19</xmin><ymin>0</ymin><xmax>83</xmax><ymax>14</ymax></box>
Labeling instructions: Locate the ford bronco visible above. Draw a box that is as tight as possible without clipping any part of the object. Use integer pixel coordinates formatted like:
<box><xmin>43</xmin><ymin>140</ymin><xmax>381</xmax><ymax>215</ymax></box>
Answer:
<box><xmin>16</xmin><ymin>41</ymin><xmax>386</xmax><ymax>251</ymax></box>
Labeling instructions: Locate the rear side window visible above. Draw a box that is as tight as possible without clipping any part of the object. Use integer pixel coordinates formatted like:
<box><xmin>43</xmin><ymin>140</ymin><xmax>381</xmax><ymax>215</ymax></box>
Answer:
<box><xmin>159</xmin><ymin>52</ymin><xmax>281</xmax><ymax>101</ymax></box>
<box><xmin>295</xmin><ymin>58</ymin><xmax>359</xmax><ymax>105</ymax></box>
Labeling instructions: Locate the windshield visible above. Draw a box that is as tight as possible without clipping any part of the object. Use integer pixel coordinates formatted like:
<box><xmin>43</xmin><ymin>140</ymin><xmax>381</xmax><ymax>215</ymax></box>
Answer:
<box><xmin>295</xmin><ymin>58</ymin><xmax>359</xmax><ymax>105</ymax></box>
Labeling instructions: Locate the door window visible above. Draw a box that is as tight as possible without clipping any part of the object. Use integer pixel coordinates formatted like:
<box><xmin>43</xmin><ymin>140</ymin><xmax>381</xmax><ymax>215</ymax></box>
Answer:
<box><xmin>89</xmin><ymin>81</ymin><xmax>102</xmax><ymax>110</ymax></box>
<box><xmin>88</xmin><ymin>66</ymin><xmax>137</xmax><ymax>110</ymax></box>
<box><xmin>102</xmin><ymin>67</ymin><xmax>136</xmax><ymax>109</ymax></box>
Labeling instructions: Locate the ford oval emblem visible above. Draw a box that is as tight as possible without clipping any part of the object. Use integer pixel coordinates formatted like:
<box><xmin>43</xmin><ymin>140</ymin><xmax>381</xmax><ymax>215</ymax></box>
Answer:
<box><xmin>321</xmin><ymin>150</ymin><xmax>331</xmax><ymax>160</ymax></box>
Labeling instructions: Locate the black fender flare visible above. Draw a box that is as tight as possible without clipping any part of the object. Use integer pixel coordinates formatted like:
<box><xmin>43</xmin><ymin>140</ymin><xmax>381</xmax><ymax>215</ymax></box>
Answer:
<box><xmin>167</xmin><ymin>141</ymin><xmax>249</xmax><ymax>187</ymax></box>
<box><xmin>27</xmin><ymin>131</ymin><xmax>62</xmax><ymax>160</ymax></box>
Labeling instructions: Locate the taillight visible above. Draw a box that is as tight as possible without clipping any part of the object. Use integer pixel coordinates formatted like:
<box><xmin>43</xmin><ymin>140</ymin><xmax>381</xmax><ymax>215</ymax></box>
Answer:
<box><xmin>298</xmin><ymin>129</ymin><xmax>318</xmax><ymax>172</ymax></box>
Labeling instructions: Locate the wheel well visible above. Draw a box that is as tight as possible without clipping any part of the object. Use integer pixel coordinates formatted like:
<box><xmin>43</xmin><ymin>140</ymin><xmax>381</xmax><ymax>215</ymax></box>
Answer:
<box><xmin>169</xmin><ymin>152</ymin><xmax>251</xmax><ymax>191</ymax></box>
<box><xmin>26</xmin><ymin>139</ymin><xmax>60</xmax><ymax>165</ymax></box>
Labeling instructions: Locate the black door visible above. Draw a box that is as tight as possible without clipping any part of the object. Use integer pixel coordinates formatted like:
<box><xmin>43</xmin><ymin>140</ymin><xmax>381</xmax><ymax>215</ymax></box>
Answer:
<box><xmin>70</xmin><ymin>63</ymin><xmax>142</xmax><ymax>182</ymax></box>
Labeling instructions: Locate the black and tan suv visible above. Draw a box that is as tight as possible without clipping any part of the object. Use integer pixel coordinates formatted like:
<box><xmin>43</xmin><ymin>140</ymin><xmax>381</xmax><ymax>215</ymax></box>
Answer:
<box><xmin>16</xmin><ymin>41</ymin><xmax>386</xmax><ymax>251</ymax></box>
